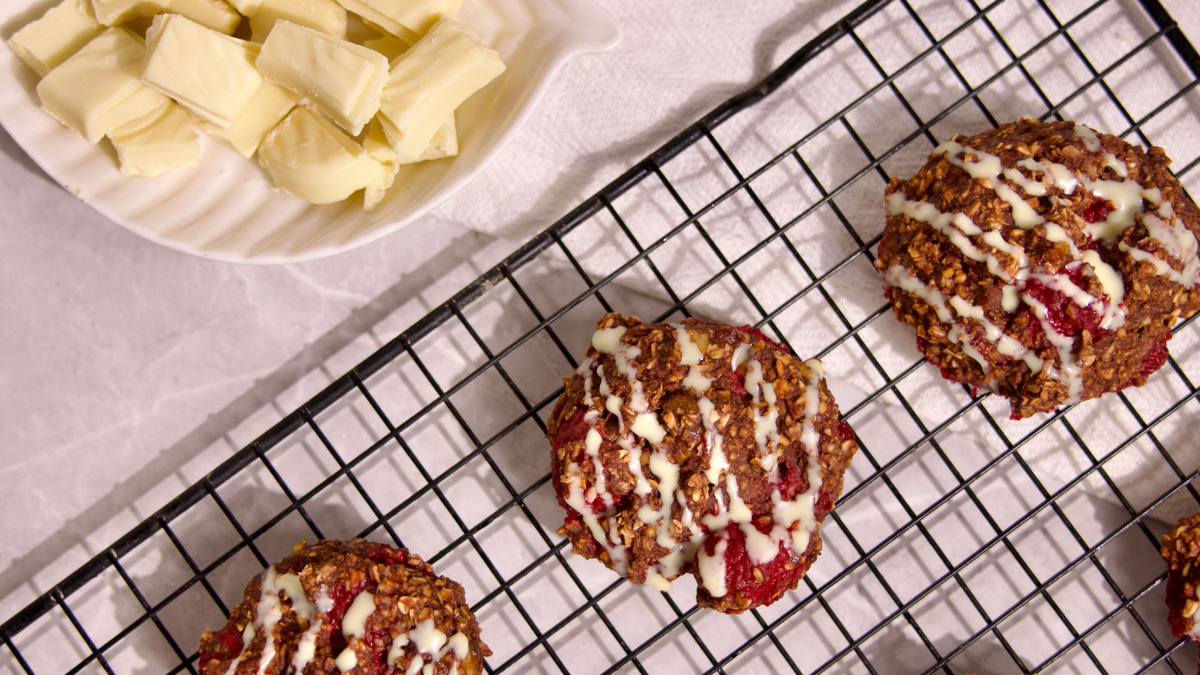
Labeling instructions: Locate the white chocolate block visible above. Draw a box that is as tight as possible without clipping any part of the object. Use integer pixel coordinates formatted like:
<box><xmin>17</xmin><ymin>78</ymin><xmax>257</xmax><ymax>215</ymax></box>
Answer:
<box><xmin>141</xmin><ymin>13</ymin><xmax>263</xmax><ymax>129</ymax></box>
<box><xmin>364</xmin><ymin>0</ymin><xmax>461</xmax><ymax>35</ymax></box>
<box><xmin>109</xmin><ymin>103</ymin><xmax>199</xmax><ymax>176</ymax></box>
<box><xmin>205</xmin><ymin>80</ymin><xmax>299</xmax><ymax>157</ymax></box>
<box><xmin>378</xmin><ymin>19</ymin><xmax>503</xmax><ymax>161</ymax></box>
<box><xmin>89</xmin><ymin>0</ymin><xmax>168</xmax><ymax>25</ymax></box>
<box><xmin>257</xmin><ymin>105</ymin><xmax>383</xmax><ymax>204</ymax></box>
<box><xmin>36</xmin><ymin>27</ymin><xmax>170</xmax><ymax>143</ymax></box>
<box><xmin>166</xmin><ymin>0</ymin><xmax>242</xmax><ymax>34</ymax></box>
<box><xmin>256</xmin><ymin>20</ymin><xmax>388</xmax><ymax>136</ymax></box>
<box><xmin>333</xmin><ymin>0</ymin><xmax>415</xmax><ymax>44</ymax></box>
<box><xmin>6</xmin><ymin>0</ymin><xmax>104</xmax><ymax>77</ymax></box>
<box><xmin>248</xmin><ymin>0</ymin><xmax>347</xmax><ymax>41</ymax></box>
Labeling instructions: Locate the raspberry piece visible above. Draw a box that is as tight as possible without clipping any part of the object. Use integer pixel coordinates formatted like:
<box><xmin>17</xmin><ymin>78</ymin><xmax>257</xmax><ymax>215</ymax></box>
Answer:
<box><xmin>1022</xmin><ymin>269</ymin><xmax>1103</xmax><ymax>337</ymax></box>
<box><xmin>550</xmin><ymin>409</ymin><xmax>591</xmax><ymax>508</ymax></box>
<box><xmin>736</xmin><ymin>325</ymin><xmax>790</xmax><ymax>354</ymax></box>
<box><xmin>198</xmin><ymin>623</ymin><xmax>244</xmax><ymax>672</ymax></box>
<box><xmin>728</xmin><ymin>370</ymin><xmax>749</xmax><ymax>399</ymax></box>
<box><xmin>1082</xmin><ymin>198</ymin><xmax>1114</xmax><ymax>223</ymax></box>
<box><xmin>1164</xmin><ymin>569</ymin><xmax>1195</xmax><ymax>639</ymax></box>
<box><xmin>366</xmin><ymin>547</ymin><xmax>408</xmax><ymax>566</ymax></box>
<box><xmin>1139</xmin><ymin>335</ymin><xmax>1171</xmax><ymax>380</ymax></box>
<box><xmin>325</xmin><ymin>577</ymin><xmax>368</xmax><ymax>654</ymax></box>
<box><xmin>710</xmin><ymin>526</ymin><xmax>806</xmax><ymax>609</ymax></box>
<box><xmin>837</xmin><ymin>421</ymin><xmax>856</xmax><ymax>443</ymax></box>
<box><xmin>773</xmin><ymin>456</ymin><xmax>807</xmax><ymax>501</ymax></box>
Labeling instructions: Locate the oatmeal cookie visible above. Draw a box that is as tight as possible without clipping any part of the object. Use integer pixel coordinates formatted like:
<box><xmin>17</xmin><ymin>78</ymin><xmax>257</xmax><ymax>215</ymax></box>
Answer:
<box><xmin>877</xmin><ymin>117</ymin><xmax>1200</xmax><ymax>418</ymax></box>
<box><xmin>198</xmin><ymin>539</ymin><xmax>489</xmax><ymax>675</ymax></box>
<box><xmin>547</xmin><ymin>313</ymin><xmax>858</xmax><ymax>613</ymax></box>
<box><xmin>1163</xmin><ymin>513</ymin><xmax>1200</xmax><ymax>647</ymax></box>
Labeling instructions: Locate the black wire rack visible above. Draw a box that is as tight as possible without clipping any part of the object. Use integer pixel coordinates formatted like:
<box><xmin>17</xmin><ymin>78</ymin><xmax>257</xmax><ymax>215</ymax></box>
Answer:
<box><xmin>5</xmin><ymin>0</ymin><xmax>1200</xmax><ymax>672</ymax></box>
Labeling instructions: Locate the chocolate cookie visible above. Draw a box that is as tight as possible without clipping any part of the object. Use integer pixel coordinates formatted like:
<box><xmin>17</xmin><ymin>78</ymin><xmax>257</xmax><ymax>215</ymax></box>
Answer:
<box><xmin>877</xmin><ymin>117</ymin><xmax>1200</xmax><ymax>418</ymax></box>
<box><xmin>547</xmin><ymin>313</ymin><xmax>857</xmax><ymax>613</ymax></box>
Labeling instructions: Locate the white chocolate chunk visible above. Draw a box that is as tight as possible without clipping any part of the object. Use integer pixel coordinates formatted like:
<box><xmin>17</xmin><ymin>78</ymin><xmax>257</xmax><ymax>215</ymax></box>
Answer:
<box><xmin>166</xmin><ymin>0</ymin><xmax>242</xmax><ymax>34</ymax></box>
<box><xmin>364</xmin><ymin>0</ymin><xmax>463</xmax><ymax>35</ymax></box>
<box><xmin>378</xmin><ymin>19</ymin><xmax>504</xmax><ymax>162</ymax></box>
<box><xmin>333</xmin><ymin>0</ymin><xmax>417</xmax><ymax>44</ymax></box>
<box><xmin>248</xmin><ymin>0</ymin><xmax>348</xmax><ymax>41</ymax></box>
<box><xmin>412</xmin><ymin>113</ymin><xmax>458</xmax><ymax>162</ymax></box>
<box><xmin>361</xmin><ymin>112</ymin><xmax>455</xmax><ymax>212</ymax></box>
<box><xmin>204</xmin><ymin>80</ymin><xmax>298</xmax><ymax>157</ymax></box>
<box><xmin>108</xmin><ymin>103</ymin><xmax>199</xmax><ymax>176</ymax></box>
<box><xmin>256</xmin><ymin>20</ymin><xmax>389</xmax><ymax>136</ymax></box>
<box><xmin>362</xmin><ymin>118</ymin><xmax>399</xmax><ymax>211</ymax></box>
<box><xmin>141</xmin><ymin>13</ymin><xmax>263</xmax><ymax>129</ymax></box>
<box><xmin>37</xmin><ymin>27</ymin><xmax>170</xmax><ymax>143</ymax></box>
<box><xmin>360</xmin><ymin>30</ymin><xmax>412</xmax><ymax>61</ymax></box>
<box><xmin>89</xmin><ymin>0</ymin><xmax>168</xmax><ymax>25</ymax></box>
<box><xmin>224</xmin><ymin>0</ymin><xmax>260</xmax><ymax>16</ymax></box>
<box><xmin>257</xmin><ymin>105</ymin><xmax>384</xmax><ymax>204</ymax></box>
<box><xmin>6</xmin><ymin>0</ymin><xmax>103</xmax><ymax>77</ymax></box>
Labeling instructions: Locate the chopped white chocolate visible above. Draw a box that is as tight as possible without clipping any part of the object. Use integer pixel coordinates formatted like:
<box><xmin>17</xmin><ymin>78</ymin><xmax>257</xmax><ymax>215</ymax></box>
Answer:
<box><xmin>141</xmin><ymin>13</ymin><xmax>263</xmax><ymax>129</ymax></box>
<box><xmin>6</xmin><ymin>0</ymin><xmax>103</xmax><ymax>77</ymax></box>
<box><xmin>89</xmin><ymin>0</ymin><xmax>168</xmax><ymax>25</ymax></box>
<box><xmin>255</xmin><ymin>20</ymin><xmax>388</xmax><ymax>136</ymax></box>
<box><xmin>205</xmin><ymin>80</ymin><xmax>299</xmax><ymax>157</ymax></box>
<box><xmin>166</xmin><ymin>0</ymin><xmax>242</xmax><ymax>34</ymax></box>
<box><xmin>258</xmin><ymin>106</ymin><xmax>384</xmax><ymax>204</ymax></box>
<box><xmin>36</xmin><ymin>27</ymin><xmax>171</xmax><ymax>143</ymax></box>
<box><xmin>224</xmin><ymin>0</ymin><xmax>260</xmax><ymax>16</ymax></box>
<box><xmin>248</xmin><ymin>0</ymin><xmax>348</xmax><ymax>41</ymax></box>
<box><xmin>109</xmin><ymin>103</ymin><xmax>199</xmax><ymax>176</ymax></box>
<box><xmin>378</xmin><ymin>19</ymin><xmax>503</xmax><ymax>161</ymax></box>
<box><xmin>415</xmin><ymin>112</ymin><xmax>457</xmax><ymax>161</ymax></box>
<box><xmin>360</xmin><ymin>30</ymin><xmax>411</xmax><ymax>61</ymax></box>
<box><xmin>332</xmin><ymin>0</ymin><xmax>416</xmax><ymax>44</ymax></box>
<box><xmin>359</xmin><ymin>113</ymin><xmax>454</xmax><ymax>211</ymax></box>
<box><xmin>362</xmin><ymin>0</ymin><xmax>462</xmax><ymax>35</ymax></box>
<box><xmin>362</xmin><ymin>117</ymin><xmax>398</xmax><ymax>210</ymax></box>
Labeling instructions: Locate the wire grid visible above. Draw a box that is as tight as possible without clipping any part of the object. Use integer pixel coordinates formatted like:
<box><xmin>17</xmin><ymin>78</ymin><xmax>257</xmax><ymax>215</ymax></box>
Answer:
<box><xmin>5</xmin><ymin>0</ymin><xmax>1200</xmax><ymax>672</ymax></box>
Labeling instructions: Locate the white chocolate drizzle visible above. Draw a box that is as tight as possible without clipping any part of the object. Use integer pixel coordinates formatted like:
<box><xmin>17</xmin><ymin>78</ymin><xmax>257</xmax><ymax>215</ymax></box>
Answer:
<box><xmin>886</xmin><ymin>193</ymin><xmax>1025</xmax><ymax>281</ymax></box>
<box><xmin>883</xmin><ymin>134</ymin><xmax>1196</xmax><ymax>398</ymax></box>
<box><xmin>591</xmin><ymin>326</ymin><xmax>627</xmax><ymax>354</ymax></box>
<box><xmin>335</xmin><ymin>649</ymin><xmax>357</xmax><ymax>673</ymax></box>
<box><xmin>341</xmin><ymin>592</ymin><xmax>374</xmax><ymax>639</ymax></box>
<box><xmin>697</xmin><ymin>357</ymin><xmax>828</xmax><ymax>597</ymax></box>
<box><xmin>290</xmin><ymin>586</ymin><xmax>332</xmax><ymax>673</ymax></box>
<box><xmin>936</xmin><ymin>140</ymin><xmax>1147</xmax><ymax>243</ymax></box>
<box><xmin>386</xmin><ymin>618</ymin><xmax>470</xmax><ymax>675</ymax></box>
<box><xmin>222</xmin><ymin>566</ymin><xmax>312</xmax><ymax>675</ymax></box>
<box><xmin>1022</xmin><ymin>293</ymin><xmax>1083</xmax><ymax>402</ymax></box>
<box><xmin>885</xmin><ymin>265</ymin><xmax>1044</xmax><ymax>378</ymax></box>
<box><xmin>1018</xmin><ymin>157</ymin><xmax>1079</xmax><ymax>194</ymax></box>
<box><xmin>1119</xmin><ymin>188</ymin><xmax>1200</xmax><ymax>288</ymax></box>
<box><xmin>1074</xmin><ymin>123</ymin><xmax>1101</xmax><ymax>151</ymax></box>
<box><xmin>1085</xmin><ymin>178</ymin><xmax>1145</xmax><ymax>242</ymax></box>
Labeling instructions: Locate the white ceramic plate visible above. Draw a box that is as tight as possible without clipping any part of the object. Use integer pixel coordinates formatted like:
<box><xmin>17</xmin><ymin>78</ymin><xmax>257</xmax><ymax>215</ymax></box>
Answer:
<box><xmin>0</xmin><ymin>0</ymin><xmax>619</xmax><ymax>263</ymax></box>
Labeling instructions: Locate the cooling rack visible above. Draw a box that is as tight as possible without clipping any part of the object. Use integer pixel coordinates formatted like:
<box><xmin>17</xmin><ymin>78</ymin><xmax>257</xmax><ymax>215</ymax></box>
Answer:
<box><xmin>5</xmin><ymin>0</ymin><xmax>1200</xmax><ymax>672</ymax></box>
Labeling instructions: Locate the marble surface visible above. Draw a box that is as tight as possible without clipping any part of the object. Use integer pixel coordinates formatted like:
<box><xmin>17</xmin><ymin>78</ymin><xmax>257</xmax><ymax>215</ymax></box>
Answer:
<box><xmin>2</xmin><ymin>0</ymin><xmax>1199</xmax><ymax>628</ymax></box>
